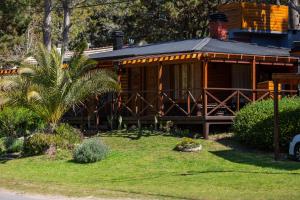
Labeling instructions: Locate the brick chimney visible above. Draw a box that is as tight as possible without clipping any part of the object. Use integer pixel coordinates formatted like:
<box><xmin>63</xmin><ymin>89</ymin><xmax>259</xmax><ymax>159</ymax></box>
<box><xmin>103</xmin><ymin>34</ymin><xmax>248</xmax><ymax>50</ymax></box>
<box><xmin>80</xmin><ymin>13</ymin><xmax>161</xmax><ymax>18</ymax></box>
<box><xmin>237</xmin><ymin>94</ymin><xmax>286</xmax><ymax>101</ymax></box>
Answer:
<box><xmin>209</xmin><ymin>13</ymin><xmax>228</xmax><ymax>40</ymax></box>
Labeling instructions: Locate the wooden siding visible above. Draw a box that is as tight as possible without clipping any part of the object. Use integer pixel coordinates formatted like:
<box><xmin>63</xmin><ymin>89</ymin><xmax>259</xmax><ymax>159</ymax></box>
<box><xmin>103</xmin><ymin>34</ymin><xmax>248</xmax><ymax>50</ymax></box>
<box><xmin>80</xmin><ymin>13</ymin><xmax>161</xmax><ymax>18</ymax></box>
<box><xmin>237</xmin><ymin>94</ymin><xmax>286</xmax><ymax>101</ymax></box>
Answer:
<box><xmin>219</xmin><ymin>3</ymin><xmax>288</xmax><ymax>33</ymax></box>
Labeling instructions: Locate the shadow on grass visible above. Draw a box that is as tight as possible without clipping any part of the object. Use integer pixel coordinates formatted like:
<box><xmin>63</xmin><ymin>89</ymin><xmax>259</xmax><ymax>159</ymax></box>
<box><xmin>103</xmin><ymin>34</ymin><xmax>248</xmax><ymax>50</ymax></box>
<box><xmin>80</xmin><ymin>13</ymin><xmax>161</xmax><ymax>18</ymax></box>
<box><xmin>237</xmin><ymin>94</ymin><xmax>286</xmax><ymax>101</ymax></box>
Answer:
<box><xmin>99</xmin><ymin>130</ymin><xmax>173</xmax><ymax>140</ymax></box>
<box><xmin>210</xmin><ymin>149</ymin><xmax>300</xmax><ymax>171</ymax></box>
<box><xmin>0</xmin><ymin>153</ymin><xmax>21</xmax><ymax>164</ymax></box>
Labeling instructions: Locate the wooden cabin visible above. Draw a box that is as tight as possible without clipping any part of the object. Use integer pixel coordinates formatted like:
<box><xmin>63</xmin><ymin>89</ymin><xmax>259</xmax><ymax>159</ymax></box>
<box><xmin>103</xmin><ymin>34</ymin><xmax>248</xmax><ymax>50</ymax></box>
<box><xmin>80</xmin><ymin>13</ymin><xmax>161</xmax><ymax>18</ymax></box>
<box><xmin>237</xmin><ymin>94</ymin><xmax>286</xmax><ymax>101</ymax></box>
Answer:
<box><xmin>0</xmin><ymin>38</ymin><xmax>298</xmax><ymax>137</ymax></box>
<box><xmin>82</xmin><ymin>37</ymin><xmax>298</xmax><ymax>138</ymax></box>
<box><xmin>1</xmin><ymin>2</ymin><xmax>298</xmax><ymax>138</ymax></box>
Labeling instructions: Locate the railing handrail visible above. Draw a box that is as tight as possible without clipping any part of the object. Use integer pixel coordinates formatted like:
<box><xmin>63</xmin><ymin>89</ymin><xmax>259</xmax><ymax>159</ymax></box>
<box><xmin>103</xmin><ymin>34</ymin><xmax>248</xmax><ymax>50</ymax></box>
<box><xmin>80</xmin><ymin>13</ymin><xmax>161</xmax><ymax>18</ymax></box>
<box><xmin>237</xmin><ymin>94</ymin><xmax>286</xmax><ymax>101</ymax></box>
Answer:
<box><xmin>117</xmin><ymin>87</ymin><xmax>298</xmax><ymax>94</ymax></box>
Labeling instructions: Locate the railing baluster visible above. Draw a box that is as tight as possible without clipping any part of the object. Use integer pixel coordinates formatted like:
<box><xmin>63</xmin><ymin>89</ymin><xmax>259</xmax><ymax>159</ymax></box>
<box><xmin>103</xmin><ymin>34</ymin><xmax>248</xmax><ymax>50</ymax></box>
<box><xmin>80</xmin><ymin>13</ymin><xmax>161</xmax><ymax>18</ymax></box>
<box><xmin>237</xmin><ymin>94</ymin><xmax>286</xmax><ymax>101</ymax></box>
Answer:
<box><xmin>237</xmin><ymin>90</ymin><xmax>240</xmax><ymax>112</ymax></box>
<box><xmin>187</xmin><ymin>90</ymin><xmax>191</xmax><ymax>116</ymax></box>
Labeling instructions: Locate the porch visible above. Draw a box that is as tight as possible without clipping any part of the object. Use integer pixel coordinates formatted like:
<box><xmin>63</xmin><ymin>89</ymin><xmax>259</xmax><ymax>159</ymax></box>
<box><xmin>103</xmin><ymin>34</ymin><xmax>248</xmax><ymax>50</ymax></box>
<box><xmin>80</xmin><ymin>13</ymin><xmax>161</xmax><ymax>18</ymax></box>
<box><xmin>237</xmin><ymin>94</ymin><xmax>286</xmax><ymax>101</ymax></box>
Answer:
<box><xmin>65</xmin><ymin>51</ymin><xmax>298</xmax><ymax>138</ymax></box>
<box><xmin>72</xmin><ymin>87</ymin><xmax>296</xmax><ymax>138</ymax></box>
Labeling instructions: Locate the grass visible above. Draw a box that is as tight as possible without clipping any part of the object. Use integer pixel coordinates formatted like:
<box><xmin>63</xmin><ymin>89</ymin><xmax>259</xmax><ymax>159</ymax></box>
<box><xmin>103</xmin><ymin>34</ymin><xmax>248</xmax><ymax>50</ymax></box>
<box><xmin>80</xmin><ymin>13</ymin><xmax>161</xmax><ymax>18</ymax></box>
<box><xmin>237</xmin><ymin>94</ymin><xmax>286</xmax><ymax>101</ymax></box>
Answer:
<box><xmin>1</xmin><ymin>131</ymin><xmax>300</xmax><ymax>200</ymax></box>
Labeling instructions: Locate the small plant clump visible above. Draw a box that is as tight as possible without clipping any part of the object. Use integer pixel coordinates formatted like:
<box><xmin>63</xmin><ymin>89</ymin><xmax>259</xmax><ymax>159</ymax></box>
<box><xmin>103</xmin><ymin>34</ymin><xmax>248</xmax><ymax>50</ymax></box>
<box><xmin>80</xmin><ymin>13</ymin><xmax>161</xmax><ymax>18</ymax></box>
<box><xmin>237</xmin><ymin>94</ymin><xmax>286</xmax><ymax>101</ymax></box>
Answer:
<box><xmin>174</xmin><ymin>137</ymin><xmax>202</xmax><ymax>152</ymax></box>
<box><xmin>73</xmin><ymin>138</ymin><xmax>109</xmax><ymax>164</ymax></box>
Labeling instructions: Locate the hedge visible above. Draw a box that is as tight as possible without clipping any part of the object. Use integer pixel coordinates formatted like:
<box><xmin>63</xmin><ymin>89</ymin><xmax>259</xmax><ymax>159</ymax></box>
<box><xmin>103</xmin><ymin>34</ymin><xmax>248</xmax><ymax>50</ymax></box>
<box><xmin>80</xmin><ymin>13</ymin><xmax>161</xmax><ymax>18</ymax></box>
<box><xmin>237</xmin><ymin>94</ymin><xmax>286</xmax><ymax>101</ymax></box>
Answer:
<box><xmin>233</xmin><ymin>97</ymin><xmax>300</xmax><ymax>151</ymax></box>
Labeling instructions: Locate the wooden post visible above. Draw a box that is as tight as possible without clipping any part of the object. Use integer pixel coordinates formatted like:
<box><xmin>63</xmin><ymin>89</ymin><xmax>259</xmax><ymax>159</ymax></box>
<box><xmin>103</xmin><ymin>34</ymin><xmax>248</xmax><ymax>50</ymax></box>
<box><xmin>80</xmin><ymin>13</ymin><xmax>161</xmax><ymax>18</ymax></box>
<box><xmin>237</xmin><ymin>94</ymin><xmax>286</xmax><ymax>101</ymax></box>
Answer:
<box><xmin>187</xmin><ymin>93</ymin><xmax>191</xmax><ymax>116</ymax></box>
<box><xmin>202</xmin><ymin>60</ymin><xmax>209</xmax><ymax>139</ymax></box>
<box><xmin>95</xmin><ymin>95</ymin><xmax>100</xmax><ymax>129</ymax></box>
<box><xmin>274</xmin><ymin>80</ymin><xmax>280</xmax><ymax>160</ymax></box>
<box><xmin>158</xmin><ymin>62</ymin><xmax>164</xmax><ymax>116</ymax></box>
<box><xmin>252</xmin><ymin>59</ymin><xmax>257</xmax><ymax>101</ymax></box>
<box><xmin>117</xmin><ymin>67</ymin><xmax>122</xmax><ymax>112</ymax></box>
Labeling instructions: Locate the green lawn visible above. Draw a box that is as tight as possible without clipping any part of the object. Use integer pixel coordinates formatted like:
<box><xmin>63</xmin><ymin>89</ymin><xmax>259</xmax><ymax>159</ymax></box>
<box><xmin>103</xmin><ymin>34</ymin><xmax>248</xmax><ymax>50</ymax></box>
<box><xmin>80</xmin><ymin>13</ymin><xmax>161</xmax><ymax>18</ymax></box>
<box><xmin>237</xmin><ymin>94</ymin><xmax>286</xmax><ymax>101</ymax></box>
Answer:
<box><xmin>1</xmin><ymin>132</ymin><xmax>300</xmax><ymax>200</ymax></box>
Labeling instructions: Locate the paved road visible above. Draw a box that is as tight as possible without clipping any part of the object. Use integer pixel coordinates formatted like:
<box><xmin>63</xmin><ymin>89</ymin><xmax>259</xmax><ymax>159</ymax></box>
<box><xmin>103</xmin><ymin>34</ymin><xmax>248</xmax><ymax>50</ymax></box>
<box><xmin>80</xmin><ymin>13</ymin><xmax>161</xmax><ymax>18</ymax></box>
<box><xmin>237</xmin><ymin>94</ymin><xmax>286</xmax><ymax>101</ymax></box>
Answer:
<box><xmin>0</xmin><ymin>189</ymin><xmax>136</xmax><ymax>200</ymax></box>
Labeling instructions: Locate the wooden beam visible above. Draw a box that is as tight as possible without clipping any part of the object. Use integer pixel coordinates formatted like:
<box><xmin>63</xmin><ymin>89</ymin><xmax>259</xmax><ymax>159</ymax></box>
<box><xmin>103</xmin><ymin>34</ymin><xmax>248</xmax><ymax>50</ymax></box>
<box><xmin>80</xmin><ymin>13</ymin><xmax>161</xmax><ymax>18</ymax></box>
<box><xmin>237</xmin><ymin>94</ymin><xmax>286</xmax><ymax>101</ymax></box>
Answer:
<box><xmin>274</xmin><ymin>80</ymin><xmax>280</xmax><ymax>160</ymax></box>
<box><xmin>203</xmin><ymin>60</ymin><xmax>208</xmax><ymax>89</ymax></box>
<box><xmin>252</xmin><ymin>59</ymin><xmax>257</xmax><ymax>101</ymax></box>
<box><xmin>202</xmin><ymin>60</ymin><xmax>209</xmax><ymax>139</ymax></box>
<box><xmin>117</xmin><ymin>67</ymin><xmax>122</xmax><ymax>111</ymax></box>
<box><xmin>158</xmin><ymin>62</ymin><xmax>164</xmax><ymax>116</ymax></box>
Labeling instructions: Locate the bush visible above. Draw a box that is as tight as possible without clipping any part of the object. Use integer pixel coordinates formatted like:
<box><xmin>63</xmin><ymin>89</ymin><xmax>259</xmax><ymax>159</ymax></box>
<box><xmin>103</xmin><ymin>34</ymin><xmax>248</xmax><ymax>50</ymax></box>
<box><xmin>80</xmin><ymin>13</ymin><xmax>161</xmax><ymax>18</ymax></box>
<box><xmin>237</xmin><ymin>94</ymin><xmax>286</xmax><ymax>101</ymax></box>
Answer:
<box><xmin>233</xmin><ymin>97</ymin><xmax>300</xmax><ymax>151</ymax></box>
<box><xmin>0</xmin><ymin>138</ymin><xmax>6</xmax><ymax>155</ymax></box>
<box><xmin>0</xmin><ymin>107</ymin><xmax>44</xmax><ymax>138</ymax></box>
<box><xmin>23</xmin><ymin>124</ymin><xmax>82</xmax><ymax>156</ymax></box>
<box><xmin>73</xmin><ymin>138</ymin><xmax>109</xmax><ymax>163</ymax></box>
<box><xmin>23</xmin><ymin>133</ymin><xmax>55</xmax><ymax>156</ymax></box>
<box><xmin>0</xmin><ymin>137</ymin><xmax>24</xmax><ymax>153</ymax></box>
<box><xmin>5</xmin><ymin>137</ymin><xmax>24</xmax><ymax>153</ymax></box>
<box><xmin>174</xmin><ymin>137</ymin><xmax>201</xmax><ymax>151</ymax></box>
<box><xmin>55</xmin><ymin>123</ymin><xmax>82</xmax><ymax>149</ymax></box>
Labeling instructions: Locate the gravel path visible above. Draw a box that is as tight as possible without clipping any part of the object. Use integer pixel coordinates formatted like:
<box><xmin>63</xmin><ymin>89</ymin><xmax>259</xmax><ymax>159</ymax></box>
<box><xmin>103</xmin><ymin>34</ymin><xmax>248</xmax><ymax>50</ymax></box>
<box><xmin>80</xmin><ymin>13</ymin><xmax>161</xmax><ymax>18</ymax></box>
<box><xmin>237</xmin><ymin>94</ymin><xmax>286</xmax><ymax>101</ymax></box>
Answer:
<box><xmin>0</xmin><ymin>189</ymin><xmax>137</xmax><ymax>200</ymax></box>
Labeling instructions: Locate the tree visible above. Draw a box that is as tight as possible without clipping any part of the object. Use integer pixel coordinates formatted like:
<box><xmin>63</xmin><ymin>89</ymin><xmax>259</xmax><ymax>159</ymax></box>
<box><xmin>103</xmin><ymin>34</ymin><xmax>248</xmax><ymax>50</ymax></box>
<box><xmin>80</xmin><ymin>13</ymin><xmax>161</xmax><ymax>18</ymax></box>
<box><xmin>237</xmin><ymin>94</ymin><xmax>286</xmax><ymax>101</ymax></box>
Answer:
<box><xmin>0</xmin><ymin>0</ymin><xmax>35</xmax><ymax>66</ymax></box>
<box><xmin>43</xmin><ymin>0</ymin><xmax>52</xmax><ymax>51</ymax></box>
<box><xmin>0</xmin><ymin>43</ymin><xmax>119</xmax><ymax>132</ymax></box>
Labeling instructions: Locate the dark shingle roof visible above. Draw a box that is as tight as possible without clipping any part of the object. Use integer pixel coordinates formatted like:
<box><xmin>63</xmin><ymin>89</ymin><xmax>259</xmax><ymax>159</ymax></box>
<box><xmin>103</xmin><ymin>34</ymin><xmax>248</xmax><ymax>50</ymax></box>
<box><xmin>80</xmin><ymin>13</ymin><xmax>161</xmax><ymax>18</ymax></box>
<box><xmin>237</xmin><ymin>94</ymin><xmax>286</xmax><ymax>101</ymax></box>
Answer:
<box><xmin>89</xmin><ymin>37</ymin><xmax>291</xmax><ymax>60</ymax></box>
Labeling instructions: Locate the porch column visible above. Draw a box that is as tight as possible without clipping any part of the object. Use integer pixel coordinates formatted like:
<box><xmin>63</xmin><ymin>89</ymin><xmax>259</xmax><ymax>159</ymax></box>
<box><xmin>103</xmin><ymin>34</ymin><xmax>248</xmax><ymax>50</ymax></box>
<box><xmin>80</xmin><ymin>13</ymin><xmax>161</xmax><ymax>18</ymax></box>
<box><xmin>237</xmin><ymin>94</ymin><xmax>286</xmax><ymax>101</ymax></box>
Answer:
<box><xmin>202</xmin><ymin>60</ymin><xmax>209</xmax><ymax>139</ymax></box>
<box><xmin>252</xmin><ymin>59</ymin><xmax>257</xmax><ymax>101</ymax></box>
<box><xmin>95</xmin><ymin>95</ymin><xmax>100</xmax><ymax>129</ymax></box>
<box><xmin>158</xmin><ymin>62</ymin><xmax>164</xmax><ymax>116</ymax></box>
<box><xmin>117</xmin><ymin>67</ymin><xmax>122</xmax><ymax>112</ymax></box>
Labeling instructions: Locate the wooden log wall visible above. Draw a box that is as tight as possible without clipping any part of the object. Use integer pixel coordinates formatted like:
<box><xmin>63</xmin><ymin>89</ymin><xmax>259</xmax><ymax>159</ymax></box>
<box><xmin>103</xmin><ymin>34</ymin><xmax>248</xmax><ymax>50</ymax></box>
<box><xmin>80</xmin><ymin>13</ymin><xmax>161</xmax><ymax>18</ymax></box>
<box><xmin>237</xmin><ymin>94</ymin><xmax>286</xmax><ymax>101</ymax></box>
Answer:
<box><xmin>219</xmin><ymin>3</ymin><xmax>289</xmax><ymax>33</ymax></box>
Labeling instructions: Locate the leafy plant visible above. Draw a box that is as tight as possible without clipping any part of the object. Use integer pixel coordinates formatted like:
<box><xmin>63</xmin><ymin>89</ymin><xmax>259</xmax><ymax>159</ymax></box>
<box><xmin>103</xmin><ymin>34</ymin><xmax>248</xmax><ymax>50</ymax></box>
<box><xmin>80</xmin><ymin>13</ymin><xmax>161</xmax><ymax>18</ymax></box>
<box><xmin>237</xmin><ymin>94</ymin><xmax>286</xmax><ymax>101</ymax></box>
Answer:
<box><xmin>233</xmin><ymin>97</ymin><xmax>300</xmax><ymax>151</ymax></box>
<box><xmin>55</xmin><ymin>123</ymin><xmax>82</xmax><ymax>149</ymax></box>
<box><xmin>0</xmin><ymin>138</ymin><xmax>6</xmax><ymax>155</ymax></box>
<box><xmin>174</xmin><ymin>137</ymin><xmax>201</xmax><ymax>152</ymax></box>
<box><xmin>0</xmin><ymin>106</ymin><xmax>44</xmax><ymax>138</ymax></box>
<box><xmin>0</xmin><ymin>44</ymin><xmax>119</xmax><ymax>132</ymax></box>
<box><xmin>73</xmin><ymin>138</ymin><xmax>109</xmax><ymax>163</ymax></box>
<box><xmin>160</xmin><ymin>121</ymin><xmax>174</xmax><ymax>132</ymax></box>
<box><xmin>23</xmin><ymin>133</ymin><xmax>55</xmax><ymax>156</ymax></box>
<box><xmin>5</xmin><ymin>137</ymin><xmax>24</xmax><ymax>153</ymax></box>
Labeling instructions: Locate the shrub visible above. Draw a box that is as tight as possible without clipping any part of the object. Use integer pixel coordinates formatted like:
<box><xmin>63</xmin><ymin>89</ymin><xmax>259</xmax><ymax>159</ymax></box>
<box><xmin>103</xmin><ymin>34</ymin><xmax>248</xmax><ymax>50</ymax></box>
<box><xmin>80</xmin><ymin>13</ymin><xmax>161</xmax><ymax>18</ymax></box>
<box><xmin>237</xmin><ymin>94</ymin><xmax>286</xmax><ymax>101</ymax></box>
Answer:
<box><xmin>174</xmin><ymin>137</ymin><xmax>201</xmax><ymax>152</ymax></box>
<box><xmin>0</xmin><ymin>138</ymin><xmax>6</xmax><ymax>155</ymax></box>
<box><xmin>23</xmin><ymin>133</ymin><xmax>55</xmax><ymax>156</ymax></box>
<box><xmin>233</xmin><ymin>97</ymin><xmax>300</xmax><ymax>151</ymax></box>
<box><xmin>73</xmin><ymin>138</ymin><xmax>109</xmax><ymax>163</ymax></box>
<box><xmin>23</xmin><ymin>124</ymin><xmax>82</xmax><ymax>156</ymax></box>
<box><xmin>0</xmin><ymin>107</ymin><xmax>44</xmax><ymax>138</ymax></box>
<box><xmin>5</xmin><ymin>137</ymin><xmax>24</xmax><ymax>153</ymax></box>
<box><xmin>54</xmin><ymin>123</ymin><xmax>82</xmax><ymax>149</ymax></box>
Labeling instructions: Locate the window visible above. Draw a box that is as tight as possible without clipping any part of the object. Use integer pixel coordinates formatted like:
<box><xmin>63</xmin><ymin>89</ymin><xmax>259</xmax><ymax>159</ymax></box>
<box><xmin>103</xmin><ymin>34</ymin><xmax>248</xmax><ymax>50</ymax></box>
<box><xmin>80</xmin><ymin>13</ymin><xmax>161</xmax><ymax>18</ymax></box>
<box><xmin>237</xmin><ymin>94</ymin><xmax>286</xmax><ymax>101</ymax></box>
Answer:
<box><xmin>173</xmin><ymin>63</ymin><xmax>201</xmax><ymax>100</ymax></box>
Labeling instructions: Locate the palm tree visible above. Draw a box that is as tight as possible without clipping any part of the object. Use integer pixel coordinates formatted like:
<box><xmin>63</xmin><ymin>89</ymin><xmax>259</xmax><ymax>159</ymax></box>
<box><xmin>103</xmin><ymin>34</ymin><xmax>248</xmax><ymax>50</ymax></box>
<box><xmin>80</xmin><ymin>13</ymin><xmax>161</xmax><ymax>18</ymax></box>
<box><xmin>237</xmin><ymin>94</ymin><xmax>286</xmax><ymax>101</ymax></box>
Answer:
<box><xmin>0</xmin><ymin>44</ymin><xmax>120</xmax><ymax>132</ymax></box>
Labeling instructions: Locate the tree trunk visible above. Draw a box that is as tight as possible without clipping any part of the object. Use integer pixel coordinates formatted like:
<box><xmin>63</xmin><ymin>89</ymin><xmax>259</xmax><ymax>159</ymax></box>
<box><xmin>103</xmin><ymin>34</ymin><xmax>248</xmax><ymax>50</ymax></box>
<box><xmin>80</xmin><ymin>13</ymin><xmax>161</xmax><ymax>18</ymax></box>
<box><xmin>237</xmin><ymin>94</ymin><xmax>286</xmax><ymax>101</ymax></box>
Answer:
<box><xmin>43</xmin><ymin>0</ymin><xmax>52</xmax><ymax>51</ymax></box>
<box><xmin>62</xmin><ymin>0</ymin><xmax>71</xmax><ymax>57</ymax></box>
<box><xmin>289</xmin><ymin>0</ymin><xmax>300</xmax><ymax>30</ymax></box>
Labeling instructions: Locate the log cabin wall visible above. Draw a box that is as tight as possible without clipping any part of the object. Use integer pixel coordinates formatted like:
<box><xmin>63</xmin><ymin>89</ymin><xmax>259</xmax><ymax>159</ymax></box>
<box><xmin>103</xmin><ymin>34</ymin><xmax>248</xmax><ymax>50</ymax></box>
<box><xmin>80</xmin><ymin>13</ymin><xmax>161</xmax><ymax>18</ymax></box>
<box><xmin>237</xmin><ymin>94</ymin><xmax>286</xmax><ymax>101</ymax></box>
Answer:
<box><xmin>145</xmin><ymin>65</ymin><xmax>158</xmax><ymax>115</ymax></box>
<box><xmin>219</xmin><ymin>3</ymin><xmax>289</xmax><ymax>33</ymax></box>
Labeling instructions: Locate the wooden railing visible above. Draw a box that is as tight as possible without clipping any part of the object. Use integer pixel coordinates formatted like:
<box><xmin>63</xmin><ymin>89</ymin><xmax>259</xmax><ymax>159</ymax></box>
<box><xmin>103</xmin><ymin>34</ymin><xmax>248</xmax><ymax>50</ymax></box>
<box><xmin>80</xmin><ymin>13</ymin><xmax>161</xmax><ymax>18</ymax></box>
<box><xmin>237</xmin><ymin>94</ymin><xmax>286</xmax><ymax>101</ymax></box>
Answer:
<box><xmin>95</xmin><ymin>87</ymin><xmax>298</xmax><ymax>121</ymax></box>
<box><xmin>203</xmin><ymin>88</ymin><xmax>297</xmax><ymax>119</ymax></box>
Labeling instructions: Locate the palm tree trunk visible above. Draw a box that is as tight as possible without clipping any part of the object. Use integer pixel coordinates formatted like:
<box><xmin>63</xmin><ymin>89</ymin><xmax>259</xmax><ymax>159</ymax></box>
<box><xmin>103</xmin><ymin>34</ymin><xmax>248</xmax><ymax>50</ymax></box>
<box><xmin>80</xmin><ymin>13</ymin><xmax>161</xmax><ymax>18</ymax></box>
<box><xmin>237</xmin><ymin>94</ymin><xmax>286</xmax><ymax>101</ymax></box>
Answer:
<box><xmin>43</xmin><ymin>0</ymin><xmax>52</xmax><ymax>51</ymax></box>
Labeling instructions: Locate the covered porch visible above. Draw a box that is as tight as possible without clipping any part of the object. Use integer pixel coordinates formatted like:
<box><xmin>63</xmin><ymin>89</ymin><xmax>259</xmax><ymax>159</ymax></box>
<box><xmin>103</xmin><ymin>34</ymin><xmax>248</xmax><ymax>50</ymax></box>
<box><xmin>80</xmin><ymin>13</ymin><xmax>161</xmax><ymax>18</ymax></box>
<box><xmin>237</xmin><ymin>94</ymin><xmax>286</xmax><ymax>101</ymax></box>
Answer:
<box><xmin>90</xmin><ymin>52</ymin><xmax>298</xmax><ymax>138</ymax></box>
